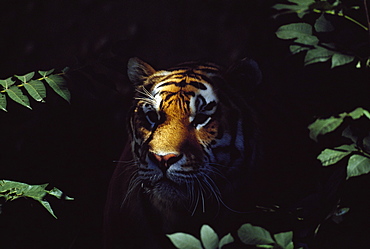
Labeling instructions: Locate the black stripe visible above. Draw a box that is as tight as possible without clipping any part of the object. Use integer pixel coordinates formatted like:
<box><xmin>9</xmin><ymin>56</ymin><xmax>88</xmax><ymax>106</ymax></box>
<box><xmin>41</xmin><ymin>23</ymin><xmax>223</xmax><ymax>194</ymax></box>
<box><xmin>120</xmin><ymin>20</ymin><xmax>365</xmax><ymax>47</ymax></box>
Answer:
<box><xmin>189</xmin><ymin>81</ymin><xmax>207</xmax><ymax>90</ymax></box>
<box><xmin>204</xmin><ymin>101</ymin><xmax>216</xmax><ymax>111</ymax></box>
<box><xmin>184</xmin><ymin>91</ymin><xmax>195</xmax><ymax>97</ymax></box>
<box><xmin>163</xmin><ymin>92</ymin><xmax>177</xmax><ymax>101</ymax></box>
<box><xmin>157</xmin><ymin>80</ymin><xmax>206</xmax><ymax>90</ymax></box>
<box><xmin>167</xmin><ymin>99</ymin><xmax>174</xmax><ymax>106</ymax></box>
<box><xmin>178</xmin><ymin>80</ymin><xmax>187</xmax><ymax>87</ymax></box>
<box><xmin>157</xmin><ymin>82</ymin><xmax>176</xmax><ymax>88</ymax></box>
<box><xmin>150</xmin><ymin>73</ymin><xmax>178</xmax><ymax>83</ymax></box>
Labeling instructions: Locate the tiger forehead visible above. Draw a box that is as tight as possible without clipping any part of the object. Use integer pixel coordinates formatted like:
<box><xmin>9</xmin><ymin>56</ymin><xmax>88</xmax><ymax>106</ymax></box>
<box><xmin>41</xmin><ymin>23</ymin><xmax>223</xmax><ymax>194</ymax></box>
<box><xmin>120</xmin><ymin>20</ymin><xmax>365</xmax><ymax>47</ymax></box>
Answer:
<box><xmin>152</xmin><ymin>74</ymin><xmax>209</xmax><ymax>91</ymax></box>
<box><xmin>154</xmin><ymin>75</ymin><xmax>216</xmax><ymax>99</ymax></box>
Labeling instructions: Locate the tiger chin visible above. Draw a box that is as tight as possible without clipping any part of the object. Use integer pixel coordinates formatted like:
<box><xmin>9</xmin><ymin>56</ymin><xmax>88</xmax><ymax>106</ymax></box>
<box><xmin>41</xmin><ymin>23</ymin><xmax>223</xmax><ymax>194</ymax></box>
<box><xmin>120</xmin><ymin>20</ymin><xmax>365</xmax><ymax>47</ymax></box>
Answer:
<box><xmin>104</xmin><ymin>57</ymin><xmax>262</xmax><ymax>249</ymax></box>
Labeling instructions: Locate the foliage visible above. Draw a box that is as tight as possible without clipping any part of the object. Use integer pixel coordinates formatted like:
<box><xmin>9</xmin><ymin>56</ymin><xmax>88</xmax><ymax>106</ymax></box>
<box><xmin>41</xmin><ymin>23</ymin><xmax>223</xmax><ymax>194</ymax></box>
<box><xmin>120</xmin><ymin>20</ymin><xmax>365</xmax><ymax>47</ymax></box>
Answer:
<box><xmin>308</xmin><ymin>107</ymin><xmax>370</xmax><ymax>179</ymax></box>
<box><xmin>273</xmin><ymin>0</ymin><xmax>370</xmax><ymax>68</ymax></box>
<box><xmin>167</xmin><ymin>224</ymin><xmax>299</xmax><ymax>249</ymax></box>
<box><xmin>167</xmin><ymin>225</ymin><xmax>233</xmax><ymax>249</ymax></box>
<box><xmin>237</xmin><ymin>224</ymin><xmax>295</xmax><ymax>249</ymax></box>
<box><xmin>0</xmin><ymin>180</ymin><xmax>73</xmax><ymax>218</ymax></box>
<box><xmin>0</xmin><ymin>69</ymin><xmax>73</xmax><ymax>219</ymax></box>
<box><xmin>0</xmin><ymin>68</ymin><xmax>70</xmax><ymax>111</ymax></box>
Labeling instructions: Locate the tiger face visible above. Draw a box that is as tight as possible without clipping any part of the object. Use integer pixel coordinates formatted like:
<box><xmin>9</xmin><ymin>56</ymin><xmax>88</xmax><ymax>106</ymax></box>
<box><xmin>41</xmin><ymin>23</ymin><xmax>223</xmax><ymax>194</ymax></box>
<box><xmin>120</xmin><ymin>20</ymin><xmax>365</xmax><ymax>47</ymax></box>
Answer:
<box><xmin>126</xmin><ymin>58</ymin><xmax>258</xmax><ymax>212</ymax></box>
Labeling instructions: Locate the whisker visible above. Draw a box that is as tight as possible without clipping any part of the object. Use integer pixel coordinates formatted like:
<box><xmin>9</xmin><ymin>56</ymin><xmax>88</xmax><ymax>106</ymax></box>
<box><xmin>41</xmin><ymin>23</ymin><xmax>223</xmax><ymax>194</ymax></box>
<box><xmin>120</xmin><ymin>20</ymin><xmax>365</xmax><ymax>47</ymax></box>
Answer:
<box><xmin>135</xmin><ymin>87</ymin><xmax>154</xmax><ymax>98</ymax></box>
<box><xmin>135</xmin><ymin>88</ymin><xmax>157</xmax><ymax>106</ymax></box>
<box><xmin>121</xmin><ymin>170</ymin><xmax>140</xmax><ymax>208</ymax></box>
<box><xmin>201</xmin><ymin>173</ymin><xmax>221</xmax><ymax>214</ymax></box>
<box><xmin>201</xmin><ymin>170</ymin><xmax>256</xmax><ymax>215</ymax></box>
<box><xmin>202</xmin><ymin>166</ymin><xmax>226</xmax><ymax>181</ymax></box>
<box><xmin>186</xmin><ymin>178</ymin><xmax>194</xmax><ymax>212</ymax></box>
<box><xmin>134</xmin><ymin>97</ymin><xmax>156</xmax><ymax>105</ymax></box>
<box><xmin>192</xmin><ymin>187</ymin><xmax>200</xmax><ymax>216</ymax></box>
<box><xmin>202</xmin><ymin>173</ymin><xmax>221</xmax><ymax>196</ymax></box>
<box><xmin>194</xmin><ymin>176</ymin><xmax>206</xmax><ymax>213</ymax></box>
<box><xmin>186</xmin><ymin>177</ymin><xmax>198</xmax><ymax>216</ymax></box>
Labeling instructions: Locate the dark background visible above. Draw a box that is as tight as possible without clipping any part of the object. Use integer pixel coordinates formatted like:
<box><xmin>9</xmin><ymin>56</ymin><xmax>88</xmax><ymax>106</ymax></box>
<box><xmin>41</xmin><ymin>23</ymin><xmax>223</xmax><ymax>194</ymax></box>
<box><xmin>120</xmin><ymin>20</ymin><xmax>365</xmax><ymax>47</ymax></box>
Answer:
<box><xmin>0</xmin><ymin>0</ymin><xmax>369</xmax><ymax>248</ymax></box>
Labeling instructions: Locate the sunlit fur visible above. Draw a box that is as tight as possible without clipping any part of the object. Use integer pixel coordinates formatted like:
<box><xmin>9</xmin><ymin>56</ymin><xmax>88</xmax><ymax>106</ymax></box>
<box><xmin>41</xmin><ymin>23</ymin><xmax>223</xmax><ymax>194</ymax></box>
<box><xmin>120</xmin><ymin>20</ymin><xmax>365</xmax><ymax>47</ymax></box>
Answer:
<box><xmin>123</xmin><ymin>58</ymin><xmax>259</xmax><ymax>217</ymax></box>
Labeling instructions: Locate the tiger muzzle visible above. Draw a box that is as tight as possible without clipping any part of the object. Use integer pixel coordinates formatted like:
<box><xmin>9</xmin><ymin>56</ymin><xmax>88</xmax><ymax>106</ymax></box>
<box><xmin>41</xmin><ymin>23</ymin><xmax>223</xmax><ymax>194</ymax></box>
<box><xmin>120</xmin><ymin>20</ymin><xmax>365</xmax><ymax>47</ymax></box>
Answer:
<box><xmin>149</xmin><ymin>152</ymin><xmax>184</xmax><ymax>170</ymax></box>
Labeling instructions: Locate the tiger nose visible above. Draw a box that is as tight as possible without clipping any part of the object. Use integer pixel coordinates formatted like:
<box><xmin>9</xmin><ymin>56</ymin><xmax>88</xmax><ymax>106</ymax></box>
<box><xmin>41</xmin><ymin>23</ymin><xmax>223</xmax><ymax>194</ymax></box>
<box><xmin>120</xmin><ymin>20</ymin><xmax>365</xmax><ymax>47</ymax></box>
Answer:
<box><xmin>150</xmin><ymin>153</ymin><xmax>183</xmax><ymax>168</ymax></box>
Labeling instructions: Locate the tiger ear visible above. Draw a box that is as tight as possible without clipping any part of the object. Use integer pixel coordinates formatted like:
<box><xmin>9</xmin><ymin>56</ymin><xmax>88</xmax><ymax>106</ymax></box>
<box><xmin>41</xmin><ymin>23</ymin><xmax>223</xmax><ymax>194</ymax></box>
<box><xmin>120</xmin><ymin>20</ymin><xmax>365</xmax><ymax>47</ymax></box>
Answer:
<box><xmin>226</xmin><ymin>57</ymin><xmax>262</xmax><ymax>94</ymax></box>
<box><xmin>127</xmin><ymin>57</ymin><xmax>156</xmax><ymax>86</ymax></box>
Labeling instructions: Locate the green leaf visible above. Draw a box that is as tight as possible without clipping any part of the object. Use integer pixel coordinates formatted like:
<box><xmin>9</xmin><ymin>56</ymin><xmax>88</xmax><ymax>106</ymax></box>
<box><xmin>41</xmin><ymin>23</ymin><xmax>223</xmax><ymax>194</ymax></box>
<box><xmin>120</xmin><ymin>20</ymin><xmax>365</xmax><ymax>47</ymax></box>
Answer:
<box><xmin>39</xmin><ymin>200</ymin><xmax>58</xmax><ymax>219</ymax></box>
<box><xmin>363</xmin><ymin>109</ymin><xmax>370</xmax><ymax>119</ymax></box>
<box><xmin>308</xmin><ymin>116</ymin><xmax>344</xmax><ymax>141</ymax></box>
<box><xmin>304</xmin><ymin>46</ymin><xmax>334</xmax><ymax>66</ymax></box>
<box><xmin>276</xmin><ymin>23</ymin><xmax>312</xmax><ymax>38</ymax></box>
<box><xmin>167</xmin><ymin>233</ymin><xmax>203</xmax><ymax>249</ymax></box>
<box><xmin>317</xmin><ymin>144</ymin><xmax>356</xmax><ymax>166</ymax></box>
<box><xmin>0</xmin><ymin>93</ymin><xmax>7</xmax><ymax>112</ymax></box>
<box><xmin>48</xmin><ymin>187</ymin><xmax>74</xmax><ymax>201</ymax></box>
<box><xmin>331</xmin><ymin>53</ymin><xmax>355</xmax><ymax>68</ymax></box>
<box><xmin>348</xmin><ymin>107</ymin><xmax>368</xmax><ymax>120</ymax></box>
<box><xmin>314</xmin><ymin>14</ymin><xmax>334</xmax><ymax>32</ymax></box>
<box><xmin>38</xmin><ymin>69</ymin><xmax>55</xmax><ymax>78</ymax></box>
<box><xmin>44</xmin><ymin>74</ymin><xmax>71</xmax><ymax>103</ymax></box>
<box><xmin>347</xmin><ymin>154</ymin><xmax>370</xmax><ymax>179</ymax></box>
<box><xmin>238</xmin><ymin>223</ymin><xmax>275</xmax><ymax>246</ymax></box>
<box><xmin>318</xmin><ymin>148</ymin><xmax>351</xmax><ymax>166</ymax></box>
<box><xmin>289</xmin><ymin>45</ymin><xmax>310</xmax><ymax>55</ymax></box>
<box><xmin>0</xmin><ymin>77</ymin><xmax>15</xmax><ymax>89</ymax></box>
<box><xmin>296</xmin><ymin>35</ymin><xmax>319</xmax><ymax>46</ymax></box>
<box><xmin>336</xmin><ymin>144</ymin><xmax>357</xmax><ymax>151</ymax></box>
<box><xmin>24</xmin><ymin>80</ymin><xmax>46</xmax><ymax>102</ymax></box>
<box><xmin>274</xmin><ymin>231</ymin><xmax>294</xmax><ymax>249</ymax></box>
<box><xmin>309</xmin><ymin>108</ymin><xmax>370</xmax><ymax>142</ymax></box>
<box><xmin>0</xmin><ymin>180</ymin><xmax>73</xmax><ymax>218</ymax></box>
<box><xmin>273</xmin><ymin>0</ymin><xmax>314</xmax><ymax>18</ymax></box>
<box><xmin>276</xmin><ymin>23</ymin><xmax>319</xmax><ymax>46</ymax></box>
<box><xmin>15</xmin><ymin>72</ymin><xmax>35</xmax><ymax>83</ymax></box>
<box><xmin>200</xmin><ymin>225</ymin><xmax>219</xmax><ymax>249</ymax></box>
<box><xmin>219</xmin><ymin>233</ymin><xmax>234</xmax><ymax>248</ymax></box>
<box><xmin>6</xmin><ymin>86</ymin><xmax>31</xmax><ymax>109</ymax></box>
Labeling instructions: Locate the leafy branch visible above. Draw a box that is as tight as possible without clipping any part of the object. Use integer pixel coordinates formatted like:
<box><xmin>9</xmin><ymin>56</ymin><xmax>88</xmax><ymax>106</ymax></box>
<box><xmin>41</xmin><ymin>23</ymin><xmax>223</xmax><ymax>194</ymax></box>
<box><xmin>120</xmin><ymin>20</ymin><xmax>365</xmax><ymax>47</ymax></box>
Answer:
<box><xmin>309</xmin><ymin>107</ymin><xmax>370</xmax><ymax>179</ymax></box>
<box><xmin>0</xmin><ymin>68</ymin><xmax>70</xmax><ymax>111</ymax></box>
<box><xmin>0</xmin><ymin>180</ymin><xmax>73</xmax><ymax>219</ymax></box>
<box><xmin>273</xmin><ymin>0</ymin><xmax>370</xmax><ymax>68</ymax></box>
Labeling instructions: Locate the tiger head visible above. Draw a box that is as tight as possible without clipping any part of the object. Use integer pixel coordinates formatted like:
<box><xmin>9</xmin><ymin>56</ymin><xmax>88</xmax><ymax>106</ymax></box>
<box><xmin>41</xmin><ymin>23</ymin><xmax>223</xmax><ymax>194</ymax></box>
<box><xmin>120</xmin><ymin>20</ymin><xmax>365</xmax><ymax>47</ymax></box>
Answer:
<box><xmin>126</xmin><ymin>57</ymin><xmax>260</xmax><ymax>212</ymax></box>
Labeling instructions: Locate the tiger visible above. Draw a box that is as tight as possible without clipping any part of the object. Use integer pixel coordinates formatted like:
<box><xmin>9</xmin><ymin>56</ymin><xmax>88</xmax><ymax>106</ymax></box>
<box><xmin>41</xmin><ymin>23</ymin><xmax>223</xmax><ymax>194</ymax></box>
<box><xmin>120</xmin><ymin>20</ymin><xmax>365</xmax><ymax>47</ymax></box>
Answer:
<box><xmin>104</xmin><ymin>57</ymin><xmax>262</xmax><ymax>249</ymax></box>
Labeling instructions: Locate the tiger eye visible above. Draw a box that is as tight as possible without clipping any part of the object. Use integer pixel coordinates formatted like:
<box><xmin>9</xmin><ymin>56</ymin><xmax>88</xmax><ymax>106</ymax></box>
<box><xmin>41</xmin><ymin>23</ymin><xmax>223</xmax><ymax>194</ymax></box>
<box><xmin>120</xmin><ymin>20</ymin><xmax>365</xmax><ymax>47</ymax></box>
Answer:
<box><xmin>146</xmin><ymin>111</ymin><xmax>158</xmax><ymax>124</ymax></box>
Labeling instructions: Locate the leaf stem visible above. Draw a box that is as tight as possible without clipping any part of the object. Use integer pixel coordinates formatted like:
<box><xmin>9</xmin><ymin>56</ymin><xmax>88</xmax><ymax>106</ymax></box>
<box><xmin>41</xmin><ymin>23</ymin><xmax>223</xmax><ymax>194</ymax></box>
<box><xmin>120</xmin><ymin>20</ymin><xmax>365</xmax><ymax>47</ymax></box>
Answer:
<box><xmin>0</xmin><ymin>84</ymin><xmax>24</xmax><ymax>93</ymax></box>
<box><xmin>0</xmin><ymin>72</ymin><xmax>65</xmax><ymax>94</ymax></box>
<box><xmin>313</xmin><ymin>9</ymin><xmax>369</xmax><ymax>31</ymax></box>
<box><xmin>364</xmin><ymin>0</ymin><xmax>370</xmax><ymax>43</ymax></box>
